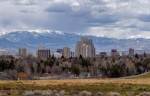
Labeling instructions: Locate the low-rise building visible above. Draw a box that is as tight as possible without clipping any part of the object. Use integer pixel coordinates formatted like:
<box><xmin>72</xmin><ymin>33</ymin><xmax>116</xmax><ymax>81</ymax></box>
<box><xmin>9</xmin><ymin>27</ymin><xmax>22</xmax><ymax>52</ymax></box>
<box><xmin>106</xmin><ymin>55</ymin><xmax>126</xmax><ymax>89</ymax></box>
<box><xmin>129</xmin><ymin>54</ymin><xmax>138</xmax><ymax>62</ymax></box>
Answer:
<box><xmin>37</xmin><ymin>49</ymin><xmax>51</xmax><ymax>60</ymax></box>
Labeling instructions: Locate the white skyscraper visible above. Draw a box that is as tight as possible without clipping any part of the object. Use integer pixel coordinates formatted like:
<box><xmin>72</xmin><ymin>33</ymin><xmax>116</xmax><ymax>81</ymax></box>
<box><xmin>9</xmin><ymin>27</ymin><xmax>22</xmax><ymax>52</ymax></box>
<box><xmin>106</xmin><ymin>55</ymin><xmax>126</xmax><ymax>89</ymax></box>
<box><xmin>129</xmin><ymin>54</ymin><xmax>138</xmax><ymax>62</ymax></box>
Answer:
<box><xmin>75</xmin><ymin>37</ymin><xmax>95</xmax><ymax>58</ymax></box>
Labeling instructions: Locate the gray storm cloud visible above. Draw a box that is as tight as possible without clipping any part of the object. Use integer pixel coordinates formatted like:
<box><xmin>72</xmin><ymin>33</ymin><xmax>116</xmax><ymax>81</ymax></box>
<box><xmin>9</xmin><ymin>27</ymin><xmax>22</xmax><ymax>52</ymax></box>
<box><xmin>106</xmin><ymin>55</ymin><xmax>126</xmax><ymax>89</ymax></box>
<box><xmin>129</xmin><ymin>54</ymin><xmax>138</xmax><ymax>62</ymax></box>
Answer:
<box><xmin>0</xmin><ymin>0</ymin><xmax>150</xmax><ymax>39</ymax></box>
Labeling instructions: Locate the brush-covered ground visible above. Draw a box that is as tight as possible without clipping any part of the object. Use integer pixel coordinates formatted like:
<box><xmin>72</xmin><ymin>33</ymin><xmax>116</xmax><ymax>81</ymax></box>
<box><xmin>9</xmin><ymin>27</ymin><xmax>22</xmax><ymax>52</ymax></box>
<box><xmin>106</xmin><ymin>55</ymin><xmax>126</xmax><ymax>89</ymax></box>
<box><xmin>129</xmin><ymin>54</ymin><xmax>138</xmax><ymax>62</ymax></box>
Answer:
<box><xmin>1</xmin><ymin>73</ymin><xmax>150</xmax><ymax>96</ymax></box>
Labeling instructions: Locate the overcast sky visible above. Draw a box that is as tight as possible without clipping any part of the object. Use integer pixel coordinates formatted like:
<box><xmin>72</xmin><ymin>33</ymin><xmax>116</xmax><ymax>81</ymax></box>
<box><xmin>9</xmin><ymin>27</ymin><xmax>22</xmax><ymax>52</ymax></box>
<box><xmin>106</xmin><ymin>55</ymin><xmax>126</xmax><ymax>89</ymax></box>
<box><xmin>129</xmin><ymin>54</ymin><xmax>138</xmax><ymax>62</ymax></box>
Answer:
<box><xmin>0</xmin><ymin>0</ymin><xmax>150</xmax><ymax>39</ymax></box>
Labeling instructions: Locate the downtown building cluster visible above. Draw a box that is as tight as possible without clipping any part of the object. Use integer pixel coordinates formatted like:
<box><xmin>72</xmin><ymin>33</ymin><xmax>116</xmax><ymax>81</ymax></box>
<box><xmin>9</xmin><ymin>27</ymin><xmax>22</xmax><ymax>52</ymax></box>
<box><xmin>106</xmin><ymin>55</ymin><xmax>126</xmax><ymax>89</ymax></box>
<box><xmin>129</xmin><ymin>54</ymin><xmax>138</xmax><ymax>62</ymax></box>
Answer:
<box><xmin>16</xmin><ymin>37</ymin><xmax>96</xmax><ymax>59</ymax></box>
<box><xmin>1</xmin><ymin>37</ymin><xmax>150</xmax><ymax>80</ymax></box>
<box><xmin>0</xmin><ymin>36</ymin><xmax>147</xmax><ymax>59</ymax></box>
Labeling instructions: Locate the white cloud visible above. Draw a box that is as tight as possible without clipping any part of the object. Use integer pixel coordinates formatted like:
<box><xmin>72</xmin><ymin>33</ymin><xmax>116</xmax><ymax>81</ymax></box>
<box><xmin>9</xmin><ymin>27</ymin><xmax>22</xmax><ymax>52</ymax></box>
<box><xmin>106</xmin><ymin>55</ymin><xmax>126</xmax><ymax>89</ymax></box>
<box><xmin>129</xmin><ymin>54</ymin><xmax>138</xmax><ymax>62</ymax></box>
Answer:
<box><xmin>85</xmin><ymin>26</ymin><xmax>150</xmax><ymax>39</ymax></box>
<box><xmin>0</xmin><ymin>0</ymin><xmax>150</xmax><ymax>39</ymax></box>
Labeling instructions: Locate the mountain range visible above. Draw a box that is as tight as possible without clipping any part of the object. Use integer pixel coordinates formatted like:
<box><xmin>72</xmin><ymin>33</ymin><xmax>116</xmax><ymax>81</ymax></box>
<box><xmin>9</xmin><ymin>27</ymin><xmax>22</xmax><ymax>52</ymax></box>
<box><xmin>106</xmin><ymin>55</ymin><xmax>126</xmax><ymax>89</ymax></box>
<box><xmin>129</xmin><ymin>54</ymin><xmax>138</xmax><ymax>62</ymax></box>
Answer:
<box><xmin>0</xmin><ymin>31</ymin><xmax>150</xmax><ymax>53</ymax></box>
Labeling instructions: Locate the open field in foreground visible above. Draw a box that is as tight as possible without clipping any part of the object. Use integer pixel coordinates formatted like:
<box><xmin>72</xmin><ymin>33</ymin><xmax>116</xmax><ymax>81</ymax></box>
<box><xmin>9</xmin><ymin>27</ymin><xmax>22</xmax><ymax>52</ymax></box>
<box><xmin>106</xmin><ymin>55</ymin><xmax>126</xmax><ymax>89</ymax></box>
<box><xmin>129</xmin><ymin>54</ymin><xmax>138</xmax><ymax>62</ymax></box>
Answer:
<box><xmin>1</xmin><ymin>78</ymin><xmax>150</xmax><ymax>86</ymax></box>
<box><xmin>1</xmin><ymin>78</ymin><xmax>150</xmax><ymax>95</ymax></box>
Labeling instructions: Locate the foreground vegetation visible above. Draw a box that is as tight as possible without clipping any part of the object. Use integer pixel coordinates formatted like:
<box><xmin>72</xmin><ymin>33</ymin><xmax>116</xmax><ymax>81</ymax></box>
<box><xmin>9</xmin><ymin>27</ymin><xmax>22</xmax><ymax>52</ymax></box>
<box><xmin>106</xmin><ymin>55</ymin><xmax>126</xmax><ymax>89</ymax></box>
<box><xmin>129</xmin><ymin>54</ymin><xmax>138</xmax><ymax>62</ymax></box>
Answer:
<box><xmin>1</xmin><ymin>52</ymin><xmax>150</xmax><ymax>80</ymax></box>
<box><xmin>1</xmin><ymin>78</ymin><xmax>150</xmax><ymax>96</ymax></box>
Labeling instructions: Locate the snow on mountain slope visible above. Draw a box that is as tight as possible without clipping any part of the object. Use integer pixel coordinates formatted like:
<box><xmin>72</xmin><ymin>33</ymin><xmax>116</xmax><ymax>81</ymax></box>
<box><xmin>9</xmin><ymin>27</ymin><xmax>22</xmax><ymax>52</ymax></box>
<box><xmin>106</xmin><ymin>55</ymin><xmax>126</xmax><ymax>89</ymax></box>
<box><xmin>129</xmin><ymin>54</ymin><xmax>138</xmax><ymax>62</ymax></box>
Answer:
<box><xmin>0</xmin><ymin>30</ymin><xmax>150</xmax><ymax>53</ymax></box>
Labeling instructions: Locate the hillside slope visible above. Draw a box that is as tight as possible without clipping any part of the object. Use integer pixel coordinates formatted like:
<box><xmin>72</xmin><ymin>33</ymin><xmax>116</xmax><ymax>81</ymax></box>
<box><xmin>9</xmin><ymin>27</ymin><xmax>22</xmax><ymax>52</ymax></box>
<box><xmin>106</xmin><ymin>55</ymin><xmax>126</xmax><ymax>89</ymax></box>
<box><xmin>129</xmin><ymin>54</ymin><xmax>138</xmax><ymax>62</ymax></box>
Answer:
<box><xmin>1</xmin><ymin>31</ymin><xmax>150</xmax><ymax>52</ymax></box>
<box><xmin>123</xmin><ymin>72</ymin><xmax>150</xmax><ymax>79</ymax></box>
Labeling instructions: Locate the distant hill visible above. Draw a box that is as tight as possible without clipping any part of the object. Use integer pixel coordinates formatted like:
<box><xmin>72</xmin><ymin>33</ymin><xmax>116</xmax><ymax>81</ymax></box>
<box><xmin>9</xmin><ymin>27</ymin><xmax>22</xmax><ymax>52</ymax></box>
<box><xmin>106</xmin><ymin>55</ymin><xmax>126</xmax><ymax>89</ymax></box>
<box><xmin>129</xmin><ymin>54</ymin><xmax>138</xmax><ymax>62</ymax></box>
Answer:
<box><xmin>0</xmin><ymin>31</ymin><xmax>150</xmax><ymax>53</ymax></box>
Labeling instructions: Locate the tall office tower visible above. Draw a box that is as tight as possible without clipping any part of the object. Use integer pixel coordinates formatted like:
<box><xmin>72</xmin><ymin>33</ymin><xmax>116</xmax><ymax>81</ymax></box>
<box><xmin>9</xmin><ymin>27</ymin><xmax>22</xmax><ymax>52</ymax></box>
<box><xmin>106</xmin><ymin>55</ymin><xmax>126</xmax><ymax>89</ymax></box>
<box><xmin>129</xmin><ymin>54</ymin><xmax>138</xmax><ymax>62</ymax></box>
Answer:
<box><xmin>129</xmin><ymin>48</ymin><xmax>135</xmax><ymax>56</ymax></box>
<box><xmin>37</xmin><ymin>49</ymin><xmax>51</xmax><ymax>60</ymax></box>
<box><xmin>75</xmin><ymin>37</ymin><xmax>95</xmax><ymax>58</ymax></box>
<box><xmin>19</xmin><ymin>48</ymin><xmax>27</xmax><ymax>57</ymax></box>
<box><xmin>63</xmin><ymin>47</ymin><xmax>70</xmax><ymax>58</ymax></box>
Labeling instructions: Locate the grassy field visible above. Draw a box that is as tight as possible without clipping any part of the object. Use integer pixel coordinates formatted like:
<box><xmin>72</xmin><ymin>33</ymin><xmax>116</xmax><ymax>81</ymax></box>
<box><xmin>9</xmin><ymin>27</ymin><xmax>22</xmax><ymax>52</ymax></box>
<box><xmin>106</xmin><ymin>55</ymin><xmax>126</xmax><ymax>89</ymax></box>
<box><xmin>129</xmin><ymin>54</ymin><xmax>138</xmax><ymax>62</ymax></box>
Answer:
<box><xmin>1</xmin><ymin>78</ymin><xmax>150</xmax><ymax>86</ymax></box>
<box><xmin>1</xmin><ymin>72</ymin><xmax>150</xmax><ymax>96</ymax></box>
<box><xmin>1</xmin><ymin>78</ymin><xmax>150</xmax><ymax>95</ymax></box>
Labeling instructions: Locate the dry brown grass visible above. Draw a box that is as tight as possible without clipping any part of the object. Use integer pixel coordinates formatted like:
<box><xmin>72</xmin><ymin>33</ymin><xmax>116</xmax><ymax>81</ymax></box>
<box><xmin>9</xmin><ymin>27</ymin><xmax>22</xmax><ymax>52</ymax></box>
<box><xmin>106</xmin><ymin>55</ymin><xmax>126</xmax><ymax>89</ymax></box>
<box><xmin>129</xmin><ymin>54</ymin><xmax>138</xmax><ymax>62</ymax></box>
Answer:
<box><xmin>1</xmin><ymin>78</ymin><xmax>150</xmax><ymax>95</ymax></box>
<box><xmin>1</xmin><ymin>78</ymin><xmax>150</xmax><ymax>86</ymax></box>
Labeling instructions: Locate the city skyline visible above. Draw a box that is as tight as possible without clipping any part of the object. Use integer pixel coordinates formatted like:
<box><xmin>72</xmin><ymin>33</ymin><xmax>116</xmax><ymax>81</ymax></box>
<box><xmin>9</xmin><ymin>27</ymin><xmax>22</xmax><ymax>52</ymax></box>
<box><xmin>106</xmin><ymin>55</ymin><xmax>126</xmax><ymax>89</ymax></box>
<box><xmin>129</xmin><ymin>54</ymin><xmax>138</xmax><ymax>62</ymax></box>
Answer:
<box><xmin>0</xmin><ymin>36</ymin><xmax>149</xmax><ymax>58</ymax></box>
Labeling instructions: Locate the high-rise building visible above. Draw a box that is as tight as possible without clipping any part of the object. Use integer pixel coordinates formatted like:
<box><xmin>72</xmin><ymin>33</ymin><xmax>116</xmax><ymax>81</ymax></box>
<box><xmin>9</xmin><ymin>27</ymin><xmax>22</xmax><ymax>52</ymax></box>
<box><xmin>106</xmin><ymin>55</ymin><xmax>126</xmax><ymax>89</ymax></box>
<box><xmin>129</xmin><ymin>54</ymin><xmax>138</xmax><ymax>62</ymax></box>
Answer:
<box><xmin>19</xmin><ymin>48</ymin><xmax>27</xmax><ymax>57</ymax></box>
<box><xmin>37</xmin><ymin>49</ymin><xmax>51</xmax><ymax>60</ymax></box>
<box><xmin>75</xmin><ymin>37</ymin><xmax>95</xmax><ymax>58</ymax></box>
<box><xmin>129</xmin><ymin>48</ymin><xmax>135</xmax><ymax>56</ymax></box>
<box><xmin>63</xmin><ymin>47</ymin><xmax>70</xmax><ymax>58</ymax></box>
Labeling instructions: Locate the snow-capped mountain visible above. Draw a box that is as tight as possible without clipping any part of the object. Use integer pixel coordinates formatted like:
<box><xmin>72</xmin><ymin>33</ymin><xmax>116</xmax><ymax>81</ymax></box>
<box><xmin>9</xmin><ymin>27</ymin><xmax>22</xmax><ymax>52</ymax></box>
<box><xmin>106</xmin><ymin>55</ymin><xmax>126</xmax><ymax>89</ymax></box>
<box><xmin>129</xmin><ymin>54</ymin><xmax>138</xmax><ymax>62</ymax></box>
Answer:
<box><xmin>0</xmin><ymin>30</ymin><xmax>150</xmax><ymax>53</ymax></box>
